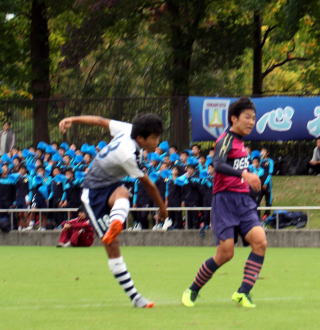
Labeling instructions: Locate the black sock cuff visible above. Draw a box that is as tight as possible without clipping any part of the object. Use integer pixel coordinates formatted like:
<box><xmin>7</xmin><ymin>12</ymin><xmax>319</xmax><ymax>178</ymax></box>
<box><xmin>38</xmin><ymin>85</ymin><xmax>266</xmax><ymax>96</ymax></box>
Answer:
<box><xmin>248</xmin><ymin>252</ymin><xmax>264</xmax><ymax>264</ymax></box>
<box><xmin>205</xmin><ymin>257</ymin><xmax>220</xmax><ymax>272</ymax></box>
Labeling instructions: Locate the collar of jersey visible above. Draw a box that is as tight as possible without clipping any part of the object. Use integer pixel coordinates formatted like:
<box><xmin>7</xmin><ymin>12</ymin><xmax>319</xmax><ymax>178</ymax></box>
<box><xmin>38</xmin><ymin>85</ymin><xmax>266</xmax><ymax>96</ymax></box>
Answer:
<box><xmin>226</xmin><ymin>128</ymin><xmax>244</xmax><ymax>140</ymax></box>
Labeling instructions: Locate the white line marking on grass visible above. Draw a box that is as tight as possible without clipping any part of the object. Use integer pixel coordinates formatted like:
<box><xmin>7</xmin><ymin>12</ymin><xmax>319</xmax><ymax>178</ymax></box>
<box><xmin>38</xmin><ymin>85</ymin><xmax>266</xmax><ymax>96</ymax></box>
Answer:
<box><xmin>0</xmin><ymin>296</ymin><xmax>308</xmax><ymax>311</ymax></box>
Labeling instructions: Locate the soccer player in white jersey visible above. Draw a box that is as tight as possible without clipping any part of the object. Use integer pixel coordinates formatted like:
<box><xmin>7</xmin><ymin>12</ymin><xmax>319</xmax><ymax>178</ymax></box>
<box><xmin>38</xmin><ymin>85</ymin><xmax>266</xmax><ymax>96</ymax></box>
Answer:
<box><xmin>59</xmin><ymin>114</ymin><xmax>168</xmax><ymax>308</ymax></box>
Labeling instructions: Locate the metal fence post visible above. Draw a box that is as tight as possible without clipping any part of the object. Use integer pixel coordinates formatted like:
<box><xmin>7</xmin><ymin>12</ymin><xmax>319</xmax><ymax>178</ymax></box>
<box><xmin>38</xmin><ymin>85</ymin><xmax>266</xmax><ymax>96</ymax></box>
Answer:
<box><xmin>276</xmin><ymin>212</ymin><xmax>279</xmax><ymax>230</ymax></box>
<box><xmin>39</xmin><ymin>211</ymin><xmax>42</xmax><ymax>229</ymax></box>
<box><xmin>185</xmin><ymin>209</ymin><xmax>189</xmax><ymax>230</ymax></box>
<box><xmin>10</xmin><ymin>212</ymin><xmax>14</xmax><ymax>231</ymax></box>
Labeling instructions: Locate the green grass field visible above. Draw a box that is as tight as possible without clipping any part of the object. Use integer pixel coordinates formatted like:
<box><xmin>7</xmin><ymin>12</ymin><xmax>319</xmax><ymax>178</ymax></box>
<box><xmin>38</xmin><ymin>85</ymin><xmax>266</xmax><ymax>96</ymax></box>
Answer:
<box><xmin>1</xmin><ymin>246</ymin><xmax>320</xmax><ymax>330</ymax></box>
<box><xmin>261</xmin><ymin>176</ymin><xmax>320</xmax><ymax>227</ymax></box>
<box><xmin>272</xmin><ymin>176</ymin><xmax>319</xmax><ymax>206</ymax></box>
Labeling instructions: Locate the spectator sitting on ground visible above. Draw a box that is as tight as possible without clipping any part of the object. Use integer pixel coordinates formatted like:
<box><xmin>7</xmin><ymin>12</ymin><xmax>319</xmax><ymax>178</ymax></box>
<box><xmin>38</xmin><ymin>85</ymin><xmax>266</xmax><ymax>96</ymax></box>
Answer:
<box><xmin>308</xmin><ymin>137</ymin><xmax>320</xmax><ymax>175</ymax></box>
<box><xmin>56</xmin><ymin>207</ymin><xmax>94</xmax><ymax>247</ymax></box>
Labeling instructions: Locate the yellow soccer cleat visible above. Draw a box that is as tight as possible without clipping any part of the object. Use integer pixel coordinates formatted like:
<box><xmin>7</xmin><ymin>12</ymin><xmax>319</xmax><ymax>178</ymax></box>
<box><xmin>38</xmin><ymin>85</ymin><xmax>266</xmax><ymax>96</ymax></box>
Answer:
<box><xmin>182</xmin><ymin>288</ymin><xmax>198</xmax><ymax>307</ymax></box>
<box><xmin>231</xmin><ymin>291</ymin><xmax>256</xmax><ymax>308</ymax></box>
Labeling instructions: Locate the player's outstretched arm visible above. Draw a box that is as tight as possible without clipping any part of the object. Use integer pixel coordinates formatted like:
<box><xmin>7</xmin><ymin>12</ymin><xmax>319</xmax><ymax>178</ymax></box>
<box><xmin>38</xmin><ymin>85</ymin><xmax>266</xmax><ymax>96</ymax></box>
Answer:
<box><xmin>59</xmin><ymin>115</ymin><xmax>110</xmax><ymax>134</ymax></box>
<box><xmin>139</xmin><ymin>175</ymin><xmax>168</xmax><ymax>220</ymax></box>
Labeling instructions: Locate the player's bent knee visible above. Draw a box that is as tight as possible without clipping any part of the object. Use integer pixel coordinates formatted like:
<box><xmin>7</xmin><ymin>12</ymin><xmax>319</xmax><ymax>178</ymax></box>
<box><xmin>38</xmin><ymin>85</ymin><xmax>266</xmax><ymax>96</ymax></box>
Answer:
<box><xmin>215</xmin><ymin>250</ymin><xmax>234</xmax><ymax>265</ymax></box>
<box><xmin>252</xmin><ymin>238</ymin><xmax>268</xmax><ymax>254</ymax></box>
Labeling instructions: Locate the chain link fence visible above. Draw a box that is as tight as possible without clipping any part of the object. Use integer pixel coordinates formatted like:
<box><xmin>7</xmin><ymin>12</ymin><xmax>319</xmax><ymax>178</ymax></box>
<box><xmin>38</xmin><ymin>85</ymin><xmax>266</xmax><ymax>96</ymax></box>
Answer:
<box><xmin>0</xmin><ymin>97</ymin><xmax>176</xmax><ymax>148</ymax></box>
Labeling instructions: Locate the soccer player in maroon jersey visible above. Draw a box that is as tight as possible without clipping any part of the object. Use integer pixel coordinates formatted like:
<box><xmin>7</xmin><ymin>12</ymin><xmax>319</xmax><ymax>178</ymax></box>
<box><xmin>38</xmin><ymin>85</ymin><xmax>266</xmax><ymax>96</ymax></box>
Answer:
<box><xmin>182</xmin><ymin>97</ymin><xmax>266</xmax><ymax>308</ymax></box>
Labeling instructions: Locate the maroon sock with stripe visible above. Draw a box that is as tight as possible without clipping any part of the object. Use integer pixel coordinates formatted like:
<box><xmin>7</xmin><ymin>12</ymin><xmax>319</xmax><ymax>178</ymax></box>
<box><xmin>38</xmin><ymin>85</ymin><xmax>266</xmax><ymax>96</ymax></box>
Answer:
<box><xmin>190</xmin><ymin>257</ymin><xmax>219</xmax><ymax>292</ymax></box>
<box><xmin>238</xmin><ymin>252</ymin><xmax>264</xmax><ymax>294</ymax></box>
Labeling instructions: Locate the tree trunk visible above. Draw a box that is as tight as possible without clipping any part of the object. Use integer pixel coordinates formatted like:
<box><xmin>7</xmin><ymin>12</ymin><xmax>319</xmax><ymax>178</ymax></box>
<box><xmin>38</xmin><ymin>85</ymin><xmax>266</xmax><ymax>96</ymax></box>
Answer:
<box><xmin>170</xmin><ymin>96</ymin><xmax>189</xmax><ymax>151</ymax></box>
<box><xmin>252</xmin><ymin>11</ymin><xmax>263</xmax><ymax>96</ymax></box>
<box><xmin>30</xmin><ymin>0</ymin><xmax>50</xmax><ymax>144</ymax></box>
<box><xmin>169</xmin><ymin>32</ymin><xmax>193</xmax><ymax>150</ymax></box>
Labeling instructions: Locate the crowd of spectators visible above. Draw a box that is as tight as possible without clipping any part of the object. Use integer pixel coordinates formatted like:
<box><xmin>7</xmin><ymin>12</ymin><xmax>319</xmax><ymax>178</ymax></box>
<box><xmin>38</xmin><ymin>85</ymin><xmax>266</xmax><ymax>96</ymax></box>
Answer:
<box><xmin>0</xmin><ymin>135</ymin><xmax>279</xmax><ymax>232</ymax></box>
<box><xmin>0</xmin><ymin>119</ymin><xmax>317</xmax><ymax>234</ymax></box>
<box><xmin>0</xmin><ymin>140</ymin><xmax>217</xmax><ymax>231</ymax></box>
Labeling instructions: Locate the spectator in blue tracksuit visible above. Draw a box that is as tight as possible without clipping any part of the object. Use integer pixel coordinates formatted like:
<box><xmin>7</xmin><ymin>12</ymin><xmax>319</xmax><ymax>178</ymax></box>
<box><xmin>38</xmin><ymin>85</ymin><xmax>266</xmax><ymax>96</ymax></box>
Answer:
<box><xmin>15</xmin><ymin>165</ymin><xmax>33</xmax><ymax>230</ymax></box>
<box><xmin>191</xmin><ymin>144</ymin><xmax>201</xmax><ymax>159</ymax></box>
<box><xmin>61</xmin><ymin>169</ymin><xmax>84</xmax><ymax>218</ymax></box>
<box><xmin>132</xmin><ymin>167</ymin><xmax>153</xmax><ymax>229</ymax></box>
<box><xmin>30</xmin><ymin>166</ymin><xmax>52</xmax><ymax>230</ymax></box>
<box><xmin>197</xmin><ymin>155</ymin><xmax>207</xmax><ymax>176</ymax></box>
<box><xmin>166</xmin><ymin>166</ymin><xmax>183</xmax><ymax>229</ymax></box>
<box><xmin>205</xmin><ymin>147</ymin><xmax>215</xmax><ymax>167</ymax></box>
<box><xmin>154</xmin><ymin>163</ymin><xmax>170</xmax><ymax>202</ymax></box>
<box><xmin>176</xmin><ymin>151</ymin><xmax>189</xmax><ymax>175</ymax></box>
<box><xmin>59</xmin><ymin>154</ymin><xmax>73</xmax><ymax>173</ymax></box>
<box><xmin>71</xmin><ymin>154</ymin><xmax>86</xmax><ymax>172</ymax></box>
<box><xmin>248</xmin><ymin>154</ymin><xmax>265</xmax><ymax>210</ymax></box>
<box><xmin>48</xmin><ymin>168</ymin><xmax>67</xmax><ymax>227</ymax></box>
<box><xmin>260</xmin><ymin>148</ymin><xmax>274</xmax><ymax>217</ymax></box>
<box><xmin>180</xmin><ymin>164</ymin><xmax>202</xmax><ymax>229</ymax></box>
<box><xmin>199</xmin><ymin>164</ymin><xmax>215</xmax><ymax>229</ymax></box>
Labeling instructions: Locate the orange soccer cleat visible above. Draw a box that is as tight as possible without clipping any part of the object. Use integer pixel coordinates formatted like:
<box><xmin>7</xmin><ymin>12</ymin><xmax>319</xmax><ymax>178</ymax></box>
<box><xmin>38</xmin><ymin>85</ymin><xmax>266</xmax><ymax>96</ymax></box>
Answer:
<box><xmin>144</xmin><ymin>301</ymin><xmax>155</xmax><ymax>308</ymax></box>
<box><xmin>102</xmin><ymin>220</ymin><xmax>123</xmax><ymax>245</ymax></box>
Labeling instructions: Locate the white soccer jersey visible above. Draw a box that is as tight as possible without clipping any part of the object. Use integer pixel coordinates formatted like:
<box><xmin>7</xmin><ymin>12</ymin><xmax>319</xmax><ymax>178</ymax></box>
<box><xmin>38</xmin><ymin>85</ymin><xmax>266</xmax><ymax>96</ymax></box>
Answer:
<box><xmin>83</xmin><ymin>120</ymin><xmax>144</xmax><ymax>189</ymax></box>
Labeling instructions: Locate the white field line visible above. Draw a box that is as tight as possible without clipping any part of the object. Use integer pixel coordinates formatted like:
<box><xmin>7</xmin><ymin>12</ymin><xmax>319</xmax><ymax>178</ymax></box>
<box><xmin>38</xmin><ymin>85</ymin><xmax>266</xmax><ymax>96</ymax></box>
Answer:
<box><xmin>0</xmin><ymin>296</ymin><xmax>307</xmax><ymax>311</ymax></box>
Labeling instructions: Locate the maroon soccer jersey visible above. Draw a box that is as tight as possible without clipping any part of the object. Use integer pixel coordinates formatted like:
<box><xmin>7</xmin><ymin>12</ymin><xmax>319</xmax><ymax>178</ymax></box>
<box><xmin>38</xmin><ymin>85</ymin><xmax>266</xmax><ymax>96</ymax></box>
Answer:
<box><xmin>213</xmin><ymin>130</ymin><xmax>250</xmax><ymax>194</ymax></box>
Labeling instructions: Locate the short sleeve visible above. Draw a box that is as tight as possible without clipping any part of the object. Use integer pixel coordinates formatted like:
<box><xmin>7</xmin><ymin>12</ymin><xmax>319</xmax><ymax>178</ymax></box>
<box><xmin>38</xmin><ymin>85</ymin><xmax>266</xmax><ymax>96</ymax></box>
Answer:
<box><xmin>121</xmin><ymin>157</ymin><xmax>144</xmax><ymax>178</ymax></box>
<box><xmin>109</xmin><ymin>120</ymin><xmax>132</xmax><ymax>137</ymax></box>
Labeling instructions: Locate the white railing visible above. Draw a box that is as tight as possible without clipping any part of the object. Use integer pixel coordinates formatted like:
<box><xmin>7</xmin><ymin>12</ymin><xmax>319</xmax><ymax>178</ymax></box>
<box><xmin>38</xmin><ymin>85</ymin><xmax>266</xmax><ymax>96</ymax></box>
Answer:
<box><xmin>0</xmin><ymin>206</ymin><xmax>320</xmax><ymax>231</ymax></box>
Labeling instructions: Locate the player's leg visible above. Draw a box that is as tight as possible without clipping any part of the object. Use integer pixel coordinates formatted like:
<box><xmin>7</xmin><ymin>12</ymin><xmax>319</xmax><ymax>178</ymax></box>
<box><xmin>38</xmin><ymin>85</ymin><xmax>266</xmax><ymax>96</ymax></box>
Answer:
<box><xmin>182</xmin><ymin>238</ymin><xmax>234</xmax><ymax>307</ymax></box>
<box><xmin>82</xmin><ymin>186</ymin><xmax>154</xmax><ymax>308</ymax></box>
<box><xmin>57</xmin><ymin>227</ymin><xmax>72</xmax><ymax>246</ymax></box>
<box><xmin>102</xmin><ymin>186</ymin><xmax>130</xmax><ymax>244</ymax></box>
<box><xmin>70</xmin><ymin>229</ymin><xmax>82</xmax><ymax>246</ymax></box>
<box><xmin>103</xmin><ymin>238</ymin><xmax>154</xmax><ymax>308</ymax></box>
<box><xmin>232</xmin><ymin>226</ymin><xmax>267</xmax><ymax>308</ymax></box>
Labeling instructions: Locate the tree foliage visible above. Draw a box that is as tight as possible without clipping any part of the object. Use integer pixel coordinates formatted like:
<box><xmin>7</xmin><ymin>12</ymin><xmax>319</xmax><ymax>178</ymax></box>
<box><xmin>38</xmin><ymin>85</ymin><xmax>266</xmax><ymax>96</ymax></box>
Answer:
<box><xmin>0</xmin><ymin>0</ymin><xmax>319</xmax><ymax>145</ymax></box>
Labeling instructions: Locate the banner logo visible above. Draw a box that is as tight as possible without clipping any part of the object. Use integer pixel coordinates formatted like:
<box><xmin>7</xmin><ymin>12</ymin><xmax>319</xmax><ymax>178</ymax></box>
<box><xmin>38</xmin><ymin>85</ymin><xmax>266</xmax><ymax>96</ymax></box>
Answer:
<box><xmin>202</xmin><ymin>99</ymin><xmax>229</xmax><ymax>139</ymax></box>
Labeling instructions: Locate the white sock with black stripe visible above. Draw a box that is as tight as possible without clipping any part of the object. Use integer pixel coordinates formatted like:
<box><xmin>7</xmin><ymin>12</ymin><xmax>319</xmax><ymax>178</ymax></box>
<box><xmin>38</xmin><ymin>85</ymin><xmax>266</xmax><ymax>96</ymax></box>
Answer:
<box><xmin>109</xmin><ymin>198</ymin><xmax>130</xmax><ymax>224</ymax></box>
<box><xmin>108</xmin><ymin>256</ymin><xmax>140</xmax><ymax>302</ymax></box>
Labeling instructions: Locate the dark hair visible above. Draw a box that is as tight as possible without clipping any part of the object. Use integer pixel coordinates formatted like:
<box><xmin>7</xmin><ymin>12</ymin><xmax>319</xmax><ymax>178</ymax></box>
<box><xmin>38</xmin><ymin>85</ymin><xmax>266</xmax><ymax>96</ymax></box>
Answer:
<box><xmin>19</xmin><ymin>164</ymin><xmax>27</xmax><ymax>171</ymax></box>
<box><xmin>77</xmin><ymin>205</ymin><xmax>86</xmax><ymax>213</ymax></box>
<box><xmin>191</xmin><ymin>144</ymin><xmax>201</xmax><ymax>150</ymax></box>
<box><xmin>186</xmin><ymin>164</ymin><xmax>196</xmax><ymax>170</ymax></box>
<box><xmin>228</xmin><ymin>97</ymin><xmax>256</xmax><ymax>126</ymax></box>
<box><xmin>131</xmin><ymin>113</ymin><xmax>163</xmax><ymax>139</ymax></box>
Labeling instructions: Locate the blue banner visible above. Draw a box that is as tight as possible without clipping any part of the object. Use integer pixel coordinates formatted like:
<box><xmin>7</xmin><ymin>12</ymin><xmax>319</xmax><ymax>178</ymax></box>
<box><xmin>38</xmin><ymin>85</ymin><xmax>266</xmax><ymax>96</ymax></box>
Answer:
<box><xmin>189</xmin><ymin>96</ymin><xmax>320</xmax><ymax>141</ymax></box>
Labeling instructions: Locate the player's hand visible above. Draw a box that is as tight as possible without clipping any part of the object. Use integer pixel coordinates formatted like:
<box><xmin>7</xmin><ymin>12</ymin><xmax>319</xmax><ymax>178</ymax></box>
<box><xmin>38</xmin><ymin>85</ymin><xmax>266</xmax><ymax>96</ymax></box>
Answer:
<box><xmin>59</xmin><ymin>117</ymin><xmax>73</xmax><ymax>134</ymax></box>
<box><xmin>158</xmin><ymin>206</ymin><xmax>168</xmax><ymax>221</ymax></box>
<box><xmin>63</xmin><ymin>223</ymin><xmax>71</xmax><ymax>230</ymax></box>
<box><xmin>242</xmin><ymin>170</ymin><xmax>261</xmax><ymax>192</ymax></box>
